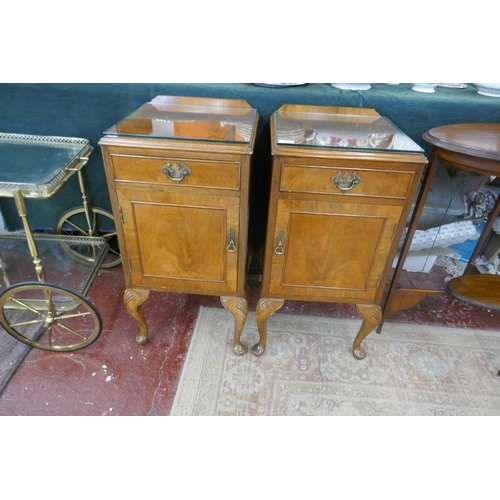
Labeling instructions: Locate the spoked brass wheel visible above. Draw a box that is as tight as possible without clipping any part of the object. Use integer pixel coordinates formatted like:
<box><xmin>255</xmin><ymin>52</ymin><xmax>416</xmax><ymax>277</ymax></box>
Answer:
<box><xmin>56</xmin><ymin>206</ymin><xmax>121</xmax><ymax>268</ymax></box>
<box><xmin>0</xmin><ymin>282</ymin><xmax>102</xmax><ymax>352</ymax></box>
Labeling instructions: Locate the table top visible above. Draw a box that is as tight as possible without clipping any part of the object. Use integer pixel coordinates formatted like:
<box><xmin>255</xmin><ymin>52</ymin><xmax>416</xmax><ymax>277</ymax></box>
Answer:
<box><xmin>446</xmin><ymin>274</ymin><xmax>500</xmax><ymax>311</ymax></box>
<box><xmin>423</xmin><ymin>123</ymin><xmax>500</xmax><ymax>161</ymax></box>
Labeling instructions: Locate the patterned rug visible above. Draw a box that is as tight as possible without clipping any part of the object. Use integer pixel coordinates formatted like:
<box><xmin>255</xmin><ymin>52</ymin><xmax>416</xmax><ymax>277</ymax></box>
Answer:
<box><xmin>171</xmin><ymin>307</ymin><xmax>500</xmax><ymax>416</ymax></box>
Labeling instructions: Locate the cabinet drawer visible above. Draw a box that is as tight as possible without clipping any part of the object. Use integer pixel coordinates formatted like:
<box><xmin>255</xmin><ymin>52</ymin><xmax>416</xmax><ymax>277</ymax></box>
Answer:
<box><xmin>110</xmin><ymin>154</ymin><xmax>241</xmax><ymax>190</ymax></box>
<box><xmin>280</xmin><ymin>163</ymin><xmax>415</xmax><ymax>200</ymax></box>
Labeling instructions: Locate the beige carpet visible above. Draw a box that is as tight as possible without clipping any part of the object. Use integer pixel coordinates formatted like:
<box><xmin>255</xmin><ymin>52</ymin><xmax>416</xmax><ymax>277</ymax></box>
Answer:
<box><xmin>170</xmin><ymin>307</ymin><xmax>500</xmax><ymax>416</ymax></box>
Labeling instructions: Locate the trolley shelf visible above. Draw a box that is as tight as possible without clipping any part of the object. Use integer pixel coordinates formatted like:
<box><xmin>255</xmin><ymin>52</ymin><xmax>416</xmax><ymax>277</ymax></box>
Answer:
<box><xmin>0</xmin><ymin>132</ymin><xmax>93</xmax><ymax>199</ymax></box>
<box><xmin>0</xmin><ymin>232</ymin><xmax>108</xmax><ymax>296</ymax></box>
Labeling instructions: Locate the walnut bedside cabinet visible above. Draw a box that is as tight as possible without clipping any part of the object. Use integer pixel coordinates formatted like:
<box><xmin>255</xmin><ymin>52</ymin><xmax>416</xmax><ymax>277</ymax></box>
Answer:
<box><xmin>255</xmin><ymin>104</ymin><xmax>427</xmax><ymax>359</ymax></box>
<box><xmin>99</xmin><ymin>95</ymin><xmax>258</xmax><ymax>354</ymax></box>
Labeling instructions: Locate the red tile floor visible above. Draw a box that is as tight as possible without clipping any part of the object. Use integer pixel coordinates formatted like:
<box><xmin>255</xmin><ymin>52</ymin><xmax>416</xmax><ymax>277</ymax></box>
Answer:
<box><xmin>0</xmin><ymin>264</ymin><xmax>499</xmax><ymax>416</ymax></box>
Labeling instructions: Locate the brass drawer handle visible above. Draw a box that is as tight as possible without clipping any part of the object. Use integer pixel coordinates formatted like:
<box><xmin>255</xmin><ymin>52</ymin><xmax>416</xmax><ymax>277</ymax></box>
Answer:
<box><xmin>162</xmin><ymin>162</ymin><xmax>191</xmax><ymax>183</ymax></box>
<box><xmin>275</xmin><ymin>229</ymin><xmax>285</xmax><ymax>255</ymax></box>
<box><xmin>227</xmin><ymin>227</ymin><xmax>237</xmax><ymax>253</ymax></box>
<box><xmin>331</xmin><ymin>172</ymin><xmax>361</xmax><ymax>192</ymax></box>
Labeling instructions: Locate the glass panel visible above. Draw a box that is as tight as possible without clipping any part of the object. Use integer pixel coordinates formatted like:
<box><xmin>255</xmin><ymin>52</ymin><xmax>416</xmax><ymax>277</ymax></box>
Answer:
<box><xmin>274</xmin><ymin>110</ymin><xmax>423</xmax><ymax>152</ymax></box>
<box><xmin>390</xmin><ymin>160</ymin><xmax>499</xmax><ymax>308</ymax></box>
<box><xmin>0</xmin><ymin>134</ymin><xmax>89</xmax><ymax>186</ymax></box>
<box><xmin>104</xmin><ymin>98</ymin><xmax>257</xmax><ymax>143</ymax></box>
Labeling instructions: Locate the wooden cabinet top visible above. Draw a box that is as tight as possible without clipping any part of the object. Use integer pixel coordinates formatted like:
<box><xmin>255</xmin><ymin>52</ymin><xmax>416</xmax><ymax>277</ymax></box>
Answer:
<box><xmin>271</xmin><ymin>104</ymin><xmax>426</xmax><ymax>162</ymax></box>
<box><xmin>99</xmin><ymin>95</ymin><xmax>258</xmax><ymax>155</ymax></box>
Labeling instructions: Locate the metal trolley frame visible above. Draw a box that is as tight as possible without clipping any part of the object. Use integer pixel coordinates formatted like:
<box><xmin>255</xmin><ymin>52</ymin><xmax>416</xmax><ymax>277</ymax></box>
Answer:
<box><xmin>0</xmin><ymin>132</ymin><xmax>118</xmax><ymax>351</ymax></box>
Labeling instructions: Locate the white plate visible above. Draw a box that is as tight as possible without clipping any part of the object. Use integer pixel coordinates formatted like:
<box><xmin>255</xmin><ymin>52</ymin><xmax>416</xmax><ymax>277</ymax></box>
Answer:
<box><xmin>331</xmin><ymin>83</ymin><xmax>371</xmax><ymax>91</ymax></box>
<box><xmin>475</xmin><ymin>83</ymin><xmax>500</xmax><ymax>98</ymax></box>
<box><xmin>254</xmin><ymin>83</ymin><xmax>307</xmax><ymax>88</ymax></box>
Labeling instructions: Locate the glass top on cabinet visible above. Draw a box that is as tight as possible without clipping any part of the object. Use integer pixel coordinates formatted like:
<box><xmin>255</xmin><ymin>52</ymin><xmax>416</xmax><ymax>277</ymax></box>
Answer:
<box><xmin>104</xmin><ymin>95</ymin><xmax>258</xmax><ymax>144</ymax></box>
<box><xmin>274</xmin><ymin>108</ymin><xmax>424</xmax><ymax>153</ymax></box>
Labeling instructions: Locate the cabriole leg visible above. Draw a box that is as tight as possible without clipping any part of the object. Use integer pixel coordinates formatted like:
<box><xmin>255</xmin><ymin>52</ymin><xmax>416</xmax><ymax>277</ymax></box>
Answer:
<box><xmin>353</xmin><ymin>304</ymin><xmax>382</xmax><ymax>360</ymax></box>
<box><xmin>253</xmin><ymin>298</ymin><xmax>284</xmax><ymax>356</ymax></box>
<box><xmin>221</xmin><ymin>296</ymin><xmax>249</xmax><ymax>355</ymax></box>
<box><xmin>124</xmin><ymin>288</ymin><xmax>150</xmax><ymax>345</ymax></box>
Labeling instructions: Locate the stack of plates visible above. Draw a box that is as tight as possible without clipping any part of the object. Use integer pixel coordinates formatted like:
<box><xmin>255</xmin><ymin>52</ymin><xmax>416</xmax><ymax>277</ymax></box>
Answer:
<box><xmin>438</xmin><ymin>83</ymin><xmax>467</xmax><ymax>89</ymax></box>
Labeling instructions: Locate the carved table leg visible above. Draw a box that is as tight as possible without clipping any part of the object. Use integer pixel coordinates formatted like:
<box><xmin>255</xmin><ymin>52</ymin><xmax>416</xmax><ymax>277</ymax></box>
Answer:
<box><xmin>352</xmin><ymin>304</ymin><xmax>382</xmax><ymax>360</ymax></box>
<box><xmin>124</xmin><ymin>288</ymin><xmax>150</xmax><ymax>345</ymax></box>
<box><xmin>253</xmin><ymin>298</ymin><xmax>284</xmax><ymax>357</ymax></box>
<box><xmin>221</xmin><ymin>296</ymin><xmax>249</xmax><ymax>355</ymax></box>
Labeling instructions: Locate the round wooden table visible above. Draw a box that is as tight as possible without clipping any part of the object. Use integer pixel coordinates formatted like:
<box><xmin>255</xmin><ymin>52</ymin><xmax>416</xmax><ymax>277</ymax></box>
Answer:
<box><xmin>423</xmin><ymin>123</ymin><xmax>500</xmax><ymax>176</ymax></box>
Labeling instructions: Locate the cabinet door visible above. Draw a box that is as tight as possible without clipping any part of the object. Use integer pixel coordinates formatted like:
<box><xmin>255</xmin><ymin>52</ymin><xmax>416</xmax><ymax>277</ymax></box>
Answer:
<box><xmin>268</xmin><ymin>198</ymin><xmax>402</xmax><ymax>302</ymax></box>
<box><xmin>117</xmin><ymin>189</ymin><xmax>240</xmax><ymax>294</ymax></box>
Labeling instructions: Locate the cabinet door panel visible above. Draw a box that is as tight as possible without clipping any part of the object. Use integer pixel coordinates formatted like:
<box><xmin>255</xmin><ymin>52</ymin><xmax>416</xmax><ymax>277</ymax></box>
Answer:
<box><xmin>269</xmin><ymin>199</ymin><xmax>402</xmax><ymax>301</ymax></box>
<box><xmin>117</xmin><ymin>190</ymin><xmax>239</xmax><ymax>293</ymax></box>
<box><xmin>134</xmin><ymin>203</ymin><xmax>225</xmax><ymax>281</ymax></box>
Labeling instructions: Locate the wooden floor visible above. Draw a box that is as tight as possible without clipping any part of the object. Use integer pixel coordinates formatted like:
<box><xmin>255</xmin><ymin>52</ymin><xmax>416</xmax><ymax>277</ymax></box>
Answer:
<box><xmin>0</xmin><ymin>264</ymin><xmax>499</xmax><ymax>416</ymax></box>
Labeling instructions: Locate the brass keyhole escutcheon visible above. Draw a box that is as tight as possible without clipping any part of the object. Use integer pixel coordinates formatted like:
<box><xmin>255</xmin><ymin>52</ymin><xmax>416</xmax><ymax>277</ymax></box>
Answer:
<box><xmin>161</xmin><ymin>162</ymin><xmax>191</xmax><ymax>183</ymax></box>
<box><xmin>227</xmin><ymin>227</ymin><xmax>237</xmax><ymax>253</ymax></box>
<box><xmin>274</xmin><ymin>229</ymin><xmax>285</xmax><ymax>255</ymax></box>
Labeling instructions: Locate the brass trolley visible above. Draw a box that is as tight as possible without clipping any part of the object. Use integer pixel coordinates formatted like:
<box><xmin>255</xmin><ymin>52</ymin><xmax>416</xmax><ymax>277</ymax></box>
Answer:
<box><xmin>0</xmin><ymin>132</ymin><xmax>119</xmax><ymax>351</ymax></box>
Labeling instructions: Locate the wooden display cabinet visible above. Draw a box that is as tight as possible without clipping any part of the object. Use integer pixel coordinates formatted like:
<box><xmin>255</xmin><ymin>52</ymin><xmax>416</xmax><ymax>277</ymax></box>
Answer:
<box><xmin>381</xmin><ymin>123</ymin><xmax>500</xmax><ymax>325</ymax></box>
<box><xmin>255</xmin><ymin>104</ymin><xmax>427</xmax><ymax>359</ymax></box>
<box><xmin>99</xmin><ymin>96</ymin><xmax>258</xmax><ymax>354</ymax></box>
